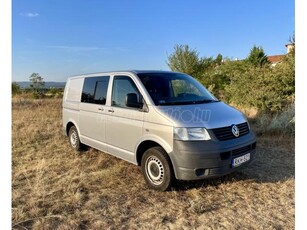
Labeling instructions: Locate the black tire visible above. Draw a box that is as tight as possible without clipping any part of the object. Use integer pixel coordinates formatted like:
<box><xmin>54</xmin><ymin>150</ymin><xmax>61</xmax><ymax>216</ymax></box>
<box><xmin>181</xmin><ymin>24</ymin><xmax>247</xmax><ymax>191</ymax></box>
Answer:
<box><xmin>68</xmin><ymin>126</ymin><xmax>82</xmax><ymax>151</ymax></box>
<box><xmin>141</xmin><ymin>146</ymin><xmax>174</xmax><ymax>191</ymax></box>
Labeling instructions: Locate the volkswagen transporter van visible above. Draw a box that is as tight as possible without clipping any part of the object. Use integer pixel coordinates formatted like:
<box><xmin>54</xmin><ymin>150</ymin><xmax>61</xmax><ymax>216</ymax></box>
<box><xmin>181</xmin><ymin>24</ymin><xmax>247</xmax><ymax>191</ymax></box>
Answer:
<box><xmin>62</xmin><ymin>70</ymin><xmax>256</xmax><ymax>191</ymax></box>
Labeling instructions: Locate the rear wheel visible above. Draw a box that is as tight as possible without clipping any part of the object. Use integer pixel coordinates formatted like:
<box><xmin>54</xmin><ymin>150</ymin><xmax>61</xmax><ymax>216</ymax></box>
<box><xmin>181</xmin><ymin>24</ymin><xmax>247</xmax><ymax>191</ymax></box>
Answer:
<box><xmin>141</xmin><ymin>147</ymin><xmax>174</xmax><ymax>191</ymax></box>
<box><xmin>68</xmin><ymin>126</ymin><xmax>81</xmax><ymax>151</ymax></box>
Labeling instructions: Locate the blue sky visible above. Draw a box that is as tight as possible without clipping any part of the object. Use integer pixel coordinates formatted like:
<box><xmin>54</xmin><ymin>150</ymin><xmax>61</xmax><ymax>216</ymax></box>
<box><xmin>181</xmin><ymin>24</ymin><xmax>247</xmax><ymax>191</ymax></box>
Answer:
<box><xmin>12</xmin><ymin>0</ymin><xmax>294</xmax><ymax>81</ymax></box>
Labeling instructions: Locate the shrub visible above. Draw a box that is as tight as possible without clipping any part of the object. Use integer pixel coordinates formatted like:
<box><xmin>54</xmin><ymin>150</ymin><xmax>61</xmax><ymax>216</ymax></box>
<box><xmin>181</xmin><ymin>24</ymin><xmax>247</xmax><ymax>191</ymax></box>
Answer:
<box><xmin>166</xmin><ymin>43</ymin><xmax>295</xmax><ymax>113</ymax></box>
<box><xmin>268</xmin><ymin>104</ymin><xmax>295</xmax><ymax>135</ymax></box>
<box><xmin>12</xmin><ymin>82</ymin><xmax>21</xmax><ymax>95</ymax></box>
<box><xmin>224</xmin><ymin>52</ymin><xmax>294</xmax><ymax>112</ymax></box>
<box><xmin>252</xmin><ymin>104</ymin><xmax>295</xmax><ymax>136</ymax></box>
<box><xmin>31</xmin><ymin>91</ymin><xmax>44</xmax><ymax>99</ymax></box>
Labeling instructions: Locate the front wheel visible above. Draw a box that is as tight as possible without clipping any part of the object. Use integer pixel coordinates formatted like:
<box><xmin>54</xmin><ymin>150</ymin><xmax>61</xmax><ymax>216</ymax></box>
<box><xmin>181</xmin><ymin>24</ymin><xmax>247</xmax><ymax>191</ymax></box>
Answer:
<box><xmin>141</xmin><ymin>147</ymin><xmax>174</xmax><ymax>191</ymax></box>
<box><xmin>68</xmin><ymin>126</ymin><xmax>82</xmax><ymax>151</ymax></box>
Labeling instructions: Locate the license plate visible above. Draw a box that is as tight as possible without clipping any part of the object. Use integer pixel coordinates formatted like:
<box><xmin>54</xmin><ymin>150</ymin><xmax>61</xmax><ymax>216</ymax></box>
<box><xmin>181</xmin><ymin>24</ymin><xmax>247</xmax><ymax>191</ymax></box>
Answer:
<box><xmin>232</xmin><ymin>153</ymin><xmax>250</xmax><ymax>167</ymax></box>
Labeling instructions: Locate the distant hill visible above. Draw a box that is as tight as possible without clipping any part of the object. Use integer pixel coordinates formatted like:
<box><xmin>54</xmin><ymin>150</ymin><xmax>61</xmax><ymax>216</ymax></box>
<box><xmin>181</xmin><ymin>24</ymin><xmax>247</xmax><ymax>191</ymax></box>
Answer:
<box><xmin>16</xmin><ymin>81</ymin><xmax>66</xmax><ymax>89</ymax></box>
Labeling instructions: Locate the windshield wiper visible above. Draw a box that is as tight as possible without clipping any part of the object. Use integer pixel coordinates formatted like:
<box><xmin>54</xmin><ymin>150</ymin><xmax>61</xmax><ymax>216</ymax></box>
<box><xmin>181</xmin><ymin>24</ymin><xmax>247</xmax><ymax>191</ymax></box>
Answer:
<box><xmin>158</xmin><ymin>101</ymin><xmax>189</xmax><ymax>105</ymax></box>
<box><xmin>158</xmin><ymin>99</ymin><xmax>219</xmax><ymax>106</ymax></box>
<box><xmin>193</xmin><ymin>99</ymin><xmax>219</xmax><ymax>104</ymax></box>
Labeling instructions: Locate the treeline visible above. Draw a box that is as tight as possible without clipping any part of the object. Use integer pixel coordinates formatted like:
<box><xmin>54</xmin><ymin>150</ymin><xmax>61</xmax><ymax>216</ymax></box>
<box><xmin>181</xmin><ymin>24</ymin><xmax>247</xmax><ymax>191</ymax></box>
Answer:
<box><xmin>12</xmin><ymin>86</ymin><xmax>64</xmax><ymax>99</ymax></box>
<box><xmin>167</xmin><ymin>44</ymin><xmax>295</xmax><ymax>113</ymax></box>
<box><xmin>12</xmin><ymin>73</ymin><xmax>64</xmax><ymax>99</ymax></box>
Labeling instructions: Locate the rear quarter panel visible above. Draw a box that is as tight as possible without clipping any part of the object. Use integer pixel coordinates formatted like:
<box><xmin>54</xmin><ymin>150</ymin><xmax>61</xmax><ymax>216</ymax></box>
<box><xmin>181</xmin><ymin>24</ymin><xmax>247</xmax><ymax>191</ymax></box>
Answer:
<box><xmin>62</xmin><ymin>77</ymin><xmax>83</xmax><ymax>133</ymax></box>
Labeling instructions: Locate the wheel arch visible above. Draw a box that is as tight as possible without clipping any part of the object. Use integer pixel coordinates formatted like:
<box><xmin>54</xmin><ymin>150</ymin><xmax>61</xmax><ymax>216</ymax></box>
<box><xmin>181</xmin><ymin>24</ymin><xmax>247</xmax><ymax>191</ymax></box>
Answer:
<box><xmin>136</xmin><ymin>139</ymin><xmax>173</xmax><ymax>167</ymax></box>
<box><xmin>65</xmin><ymin>120</ymin><xmax>80</xmax><ymax>136</ymax></box>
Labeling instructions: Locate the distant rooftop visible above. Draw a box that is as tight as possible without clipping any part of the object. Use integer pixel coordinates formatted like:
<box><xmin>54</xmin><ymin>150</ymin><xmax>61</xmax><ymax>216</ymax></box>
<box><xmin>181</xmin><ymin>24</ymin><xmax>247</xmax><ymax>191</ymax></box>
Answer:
<box><xmin>267</xmin><ymin>43</ymin><xmax>294</xmax><ymax>66</ymax></box>
<box><xmin>267</xmin><ymin>54</ymin><xmax>285</xmax><ymax>64</ymax></box>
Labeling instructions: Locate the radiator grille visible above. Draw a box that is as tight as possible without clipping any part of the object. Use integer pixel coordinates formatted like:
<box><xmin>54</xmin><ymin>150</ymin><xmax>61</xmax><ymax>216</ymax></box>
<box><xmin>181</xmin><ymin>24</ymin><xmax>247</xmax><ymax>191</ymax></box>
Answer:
<box><xmin>211</xmin><ymin>122</ymin><xmax>249</xmax><ymax>141</ymax></box>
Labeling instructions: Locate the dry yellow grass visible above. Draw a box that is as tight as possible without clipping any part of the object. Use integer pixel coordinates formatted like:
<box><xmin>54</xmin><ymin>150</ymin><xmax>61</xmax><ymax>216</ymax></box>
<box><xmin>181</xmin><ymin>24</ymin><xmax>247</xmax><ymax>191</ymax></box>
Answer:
<box><xmin>12</xmin><ymin>98</ymin><xmax>294</xmax><ymax>229</ymax></box>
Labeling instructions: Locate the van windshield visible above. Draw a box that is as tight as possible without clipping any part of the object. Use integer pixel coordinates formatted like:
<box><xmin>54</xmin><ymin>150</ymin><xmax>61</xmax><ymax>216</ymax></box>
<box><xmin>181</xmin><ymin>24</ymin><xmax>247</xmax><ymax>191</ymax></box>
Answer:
<box><xmin>137</xmin><ymin>72</ymin><xmax>219</xmax><ymax>106</ymax></box>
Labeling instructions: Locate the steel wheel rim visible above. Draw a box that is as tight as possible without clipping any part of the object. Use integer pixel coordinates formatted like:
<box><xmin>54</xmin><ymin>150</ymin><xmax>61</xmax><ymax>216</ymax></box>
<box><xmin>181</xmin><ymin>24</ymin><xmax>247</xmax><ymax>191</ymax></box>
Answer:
<box><xmin>70</xmin><ymin>130</ymin><xmax>78</xmax><ymax>147</ymax></box>
<box><xmin>145</xmin><ymin>156</ymin><xmax>164</xmax><ymax>185</ymax></box>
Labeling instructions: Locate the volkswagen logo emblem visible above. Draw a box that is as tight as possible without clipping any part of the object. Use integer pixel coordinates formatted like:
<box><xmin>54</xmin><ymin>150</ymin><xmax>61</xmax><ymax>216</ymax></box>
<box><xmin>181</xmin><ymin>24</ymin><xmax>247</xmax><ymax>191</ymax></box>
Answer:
<box><xmin>231</xmin><ymin>125</ymin><xmax>240</xmax><ymax>137</ymax></box>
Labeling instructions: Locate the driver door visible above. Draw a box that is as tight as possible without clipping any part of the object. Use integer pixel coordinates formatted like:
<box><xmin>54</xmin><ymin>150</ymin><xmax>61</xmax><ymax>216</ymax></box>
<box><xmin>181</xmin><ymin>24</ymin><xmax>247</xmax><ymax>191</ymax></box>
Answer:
<box><xmin>105</xmin><ymin>75</ymin><xmax>144</xmax><ymax>163</ymax></box>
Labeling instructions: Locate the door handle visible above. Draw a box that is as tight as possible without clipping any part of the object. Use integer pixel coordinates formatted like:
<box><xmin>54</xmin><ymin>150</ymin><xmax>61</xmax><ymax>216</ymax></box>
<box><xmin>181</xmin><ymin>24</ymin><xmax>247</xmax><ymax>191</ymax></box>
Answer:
<box><xmin>98</xmin><ymin>108</ymin><xmax>104</xmax><ymax>111</ymax></box>
<box><xmin>108</xmin><ymin>109</ymin><xmax>114</xmax><ymax>113</ymax></box>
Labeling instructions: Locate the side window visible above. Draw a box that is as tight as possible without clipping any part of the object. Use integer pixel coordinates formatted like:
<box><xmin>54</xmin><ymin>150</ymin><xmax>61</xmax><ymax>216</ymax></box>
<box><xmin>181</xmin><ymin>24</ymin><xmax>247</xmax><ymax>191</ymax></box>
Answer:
<box><xmin>93</xmin><ymin>80</ymin><xmax>109</xmax><ymax>104</ymax></box>
<box><xmin>81</xmin><ymin>76</ymin><xmax>109</xmax><ymax>104</ymax></box>
<box><xmin>112</xmin><ymin>76</ymin><xmax>141</xmax><ymax>108</ymax></box>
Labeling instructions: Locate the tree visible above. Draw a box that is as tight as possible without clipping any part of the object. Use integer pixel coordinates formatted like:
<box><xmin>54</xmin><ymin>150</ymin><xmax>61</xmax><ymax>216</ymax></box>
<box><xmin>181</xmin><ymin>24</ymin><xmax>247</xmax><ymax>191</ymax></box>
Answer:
<box><xmin>29</xmin><ymin>73</ymin><xmax>45</xmax><ymax>92</ymax></box>
<box><xmin>12</xmin><ymin>82</ymin><xmax>20</xmax><ymax>95</ymax></box>
<box><xmin>167</xmin><ymin>44</ymin><xmax>212</xmax><ymax>79</ymax></box>
<box><xmin>287</xmin><ymin>33</ymin><xmax>295</xmax><ymax>55</ymax></box>
<box><xmin>246</xmin><ymin>46</ymin><xmax>269</xmax><ymax>67</ymax></box>
<box><xmin>289</xmin><ymin>33</ymin><xmax>295</xmax><ymax>46</ymax></box>
<box><xmin>214</xmin><ymin>53</ymin><xmax>223</xmax><ymax>66</ymax></box>
<box><xmin>29</xmin><ymin>73</ymin><xmax>45</xmax><ymax>98</ymax></box>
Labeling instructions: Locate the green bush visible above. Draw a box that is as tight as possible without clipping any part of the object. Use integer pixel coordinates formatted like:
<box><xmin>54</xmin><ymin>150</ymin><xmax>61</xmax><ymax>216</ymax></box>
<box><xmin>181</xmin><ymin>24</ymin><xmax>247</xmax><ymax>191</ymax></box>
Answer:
<box><xmin>166</xmin><ymin>43</ymin><xmax>295</xmax><ymax>113</ymax></box>
<box><xmin>224</xmin><ymin>51</ymin><xmax>294</xmax><ymax>112</ymax></box>
<box><xmin>12</xmin><ymin>82</ymin><xmax>21</xmax><ymax>95</ymax></box>
<box><xmin>212</xmin><ymin>50</ymin><xmax>294</xmax><ymax>112</ymax></box>
<box><xmin>31</xmin><ymin>91</ymin><xmax>44</xmax><ymax>99</ymax></box>
<box><xmin>47</xmin><ymin>87</ymin><xmax>64</xmax><ymax>98</ymax></box>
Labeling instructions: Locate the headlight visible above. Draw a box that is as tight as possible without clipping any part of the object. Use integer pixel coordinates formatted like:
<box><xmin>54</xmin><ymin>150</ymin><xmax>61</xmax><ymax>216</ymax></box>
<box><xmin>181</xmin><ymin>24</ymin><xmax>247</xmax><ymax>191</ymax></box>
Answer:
<box><xmin>174</xmin><ymin>127</ymin><xmax>211</xmax><ymax>141</ymax></box>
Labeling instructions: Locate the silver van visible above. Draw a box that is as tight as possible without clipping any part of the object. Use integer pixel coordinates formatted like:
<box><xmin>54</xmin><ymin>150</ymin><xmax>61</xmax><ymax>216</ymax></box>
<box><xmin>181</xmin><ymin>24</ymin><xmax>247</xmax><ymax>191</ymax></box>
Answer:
<box><xmin>63</xmin><ymin>70</ymin><xmax>256</xmax><ymax>191</ymax></box>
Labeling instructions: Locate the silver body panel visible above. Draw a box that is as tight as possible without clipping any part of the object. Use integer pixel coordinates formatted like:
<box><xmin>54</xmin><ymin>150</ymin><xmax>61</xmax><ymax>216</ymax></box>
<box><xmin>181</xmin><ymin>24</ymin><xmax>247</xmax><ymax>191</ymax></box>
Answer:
<box><xmin>155</xmin><ymin>102</ymin><xmax>246</xmax><ymax>129</ymax></box>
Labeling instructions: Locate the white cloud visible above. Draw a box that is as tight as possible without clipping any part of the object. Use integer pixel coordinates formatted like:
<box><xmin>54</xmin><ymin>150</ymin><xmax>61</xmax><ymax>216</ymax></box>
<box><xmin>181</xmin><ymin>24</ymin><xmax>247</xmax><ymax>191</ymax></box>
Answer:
<box><xmin>19</xmin><ymin>12</ymin><xmax>39</xmax><ymax>18</ymax></box>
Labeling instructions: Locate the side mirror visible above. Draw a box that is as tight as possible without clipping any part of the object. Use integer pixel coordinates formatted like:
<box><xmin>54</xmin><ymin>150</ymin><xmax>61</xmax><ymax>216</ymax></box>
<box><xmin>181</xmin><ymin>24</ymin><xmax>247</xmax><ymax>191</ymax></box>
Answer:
<box><xmin>126</xmin><ymin>93</ymin><xmax>143</xmax><ymax>108</ymax></box>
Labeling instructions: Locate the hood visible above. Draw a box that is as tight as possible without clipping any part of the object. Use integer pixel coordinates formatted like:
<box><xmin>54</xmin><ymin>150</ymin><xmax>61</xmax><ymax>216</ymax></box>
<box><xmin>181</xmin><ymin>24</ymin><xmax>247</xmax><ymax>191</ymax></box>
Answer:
<box><xmin>154</xmin><ymin>102</ymin><xmax>247</xmax><ymax>129</ymax></box>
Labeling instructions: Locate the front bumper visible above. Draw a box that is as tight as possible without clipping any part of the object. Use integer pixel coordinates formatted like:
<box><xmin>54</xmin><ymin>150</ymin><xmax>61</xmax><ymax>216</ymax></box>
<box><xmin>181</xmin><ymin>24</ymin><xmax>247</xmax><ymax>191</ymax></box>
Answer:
<box><xmin>169</xmin><ymin>132</ymin><xmax>256</xmax><ymax>180</ymax></box>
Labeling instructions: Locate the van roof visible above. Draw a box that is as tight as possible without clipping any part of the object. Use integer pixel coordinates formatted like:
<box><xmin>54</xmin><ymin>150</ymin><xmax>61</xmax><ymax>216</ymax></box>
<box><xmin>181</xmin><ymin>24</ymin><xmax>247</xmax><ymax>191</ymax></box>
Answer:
<box><xmin>68</xmin><ymin>70</ymin><xmax>182</xmax><ymax>79</ymax></box>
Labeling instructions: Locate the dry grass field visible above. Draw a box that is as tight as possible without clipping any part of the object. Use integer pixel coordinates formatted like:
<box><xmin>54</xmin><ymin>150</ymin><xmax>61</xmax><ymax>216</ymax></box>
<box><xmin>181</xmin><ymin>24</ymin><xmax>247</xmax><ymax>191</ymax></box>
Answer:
<box><xmin>12</xmin><ymin>98</ymin><xmax>294</xmax><ymax>229</ymax></box>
